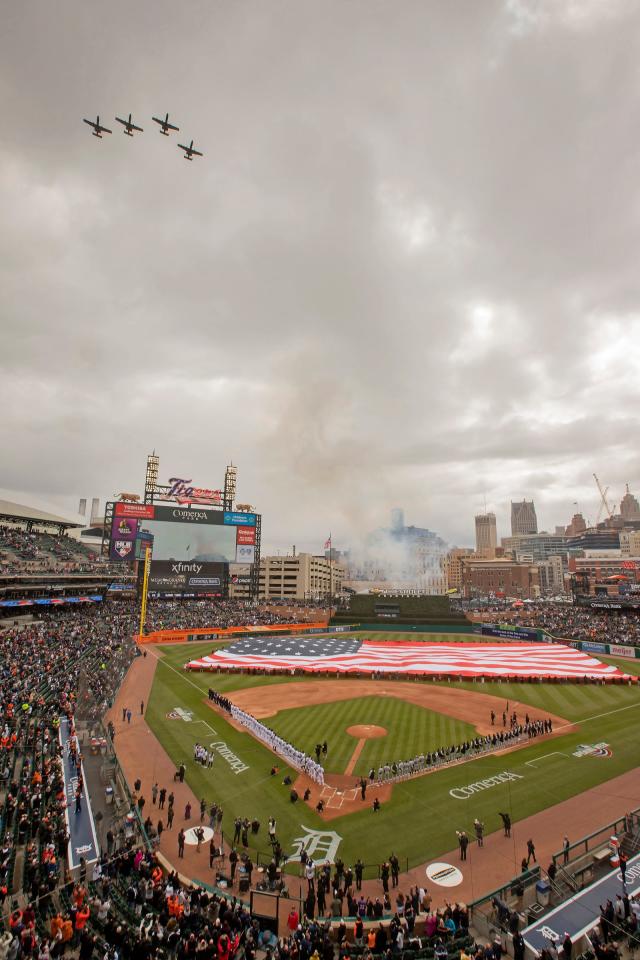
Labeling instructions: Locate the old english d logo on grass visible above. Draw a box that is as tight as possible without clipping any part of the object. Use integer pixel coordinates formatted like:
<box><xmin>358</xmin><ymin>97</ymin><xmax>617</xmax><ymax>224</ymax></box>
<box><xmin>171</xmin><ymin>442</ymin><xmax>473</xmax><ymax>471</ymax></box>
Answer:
<box><xmin>289</xmin><ymin>826</ymin><xmax>343</xmax><ymax>864</ymax></box>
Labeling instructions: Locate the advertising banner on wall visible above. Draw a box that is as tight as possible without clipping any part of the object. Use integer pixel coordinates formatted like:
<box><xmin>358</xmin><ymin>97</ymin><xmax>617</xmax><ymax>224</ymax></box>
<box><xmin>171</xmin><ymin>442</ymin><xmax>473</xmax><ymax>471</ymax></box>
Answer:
<box><xmin>224</xmin><ymin>511</ymin><xmax>257</xmax><ymax>526</ymax></box>
<box><xmin>581</xmin><ymin>641</ymin><xmax>608</xmax><ymax>653</ymax></box>
<box><xmin>114</xmin><ymin>502</ymin><xmax>155</xmax><ymax>519</ymax></box>
<box><xmin>479</xmin><ymin>624</ymin><xmax>540</xmax><ymax>642</ymax></box>
<box><xmin>109</xmin><ymin>515</ymin><xmax>139</xmax><ymax>561</ymax></box>
<box><xmin>148</xmin><ymin>560</ymin><xmax>225</xmax><ymax>594</ymax></box>
<box><xmin>235</xmin><ymin>544</ymin><xmax>256</xmax><ymax>564</ymax></box>
<box><xmin>236</xmin><ymin>526</ymin><xmax>256</xmax><ymax>545</ymax></box>
<box><xmin>609</xmin><ymin>644</ymin><xmax>636</xmax><ymax>659</ymax></box>
<box><xmin>111</xmin><ymin>517</ymin><xmax>138</xmax><ymax>540</ymax></box>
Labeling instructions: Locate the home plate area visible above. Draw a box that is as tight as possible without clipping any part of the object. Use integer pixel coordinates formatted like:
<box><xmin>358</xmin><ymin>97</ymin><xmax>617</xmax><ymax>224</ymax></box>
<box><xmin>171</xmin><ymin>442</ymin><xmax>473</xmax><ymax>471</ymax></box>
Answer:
<box><xmin>320</xmin><ymin>784</ymin><xmax>358</xmax><ymax>809</ymax></box>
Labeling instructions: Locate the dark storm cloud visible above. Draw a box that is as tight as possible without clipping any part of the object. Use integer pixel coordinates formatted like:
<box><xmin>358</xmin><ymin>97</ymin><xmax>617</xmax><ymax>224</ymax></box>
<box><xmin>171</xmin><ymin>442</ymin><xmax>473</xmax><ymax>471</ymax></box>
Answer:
<box><xmin>1</xmin><ymin>0</ymin><xmax>640</xmax><ymax>550</ymax></box>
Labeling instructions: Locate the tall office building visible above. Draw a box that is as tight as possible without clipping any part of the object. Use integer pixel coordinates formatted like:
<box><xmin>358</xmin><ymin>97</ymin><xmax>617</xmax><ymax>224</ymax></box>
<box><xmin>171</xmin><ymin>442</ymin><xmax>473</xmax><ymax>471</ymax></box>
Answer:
<box><xmin>475</xmin><ymin>513</ymin><xmax>497</xmax><ymax>558</ymax></box>
<box><xmin>620</xmin><ymin>485</ymin><xmax>640</xmax><ymax>521</ymax></box>
<box><xmin>511</xmin><ymin>500</ymin><xmax>538</xmax><ymax>536</ymax></box>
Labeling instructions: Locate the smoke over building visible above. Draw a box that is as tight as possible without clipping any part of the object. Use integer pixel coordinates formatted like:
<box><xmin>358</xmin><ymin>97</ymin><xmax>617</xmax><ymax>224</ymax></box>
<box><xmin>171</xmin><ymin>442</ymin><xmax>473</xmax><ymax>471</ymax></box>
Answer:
<box><xmin>355</xmin><ymin>508</ymin><xmax>448</xmax><ymax>594</ymax></box>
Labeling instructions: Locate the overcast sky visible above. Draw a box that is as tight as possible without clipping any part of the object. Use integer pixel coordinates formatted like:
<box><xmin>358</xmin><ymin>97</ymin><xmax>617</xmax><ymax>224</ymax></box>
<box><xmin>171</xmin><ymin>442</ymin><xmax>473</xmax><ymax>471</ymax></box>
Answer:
<box><xmin>2</xmin><ymin>0</ymin><xmax>640</xmax><ymax>553</ymax></box>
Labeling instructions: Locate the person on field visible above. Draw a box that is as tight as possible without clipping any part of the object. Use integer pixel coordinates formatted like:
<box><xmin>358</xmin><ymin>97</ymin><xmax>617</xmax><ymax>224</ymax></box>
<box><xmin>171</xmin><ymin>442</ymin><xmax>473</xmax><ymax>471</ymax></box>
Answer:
<box><xmin>474</xmin><ymin>819</ymin><xmax>485</xmax><ymax>847</ymax></box>
<box><xmin>526</xmin><ymin>838</ymin><xmax>537</xmax><ymax>864</ymax></box>
<box><xmin>457</xmin><ymin>830</ymin><xmax>469</xmax><ymax>861</ymax></box>
<box><xmin>499</xmin><ymin>812</ymin><xmax>511</xmax><ymax>837</ymax></box>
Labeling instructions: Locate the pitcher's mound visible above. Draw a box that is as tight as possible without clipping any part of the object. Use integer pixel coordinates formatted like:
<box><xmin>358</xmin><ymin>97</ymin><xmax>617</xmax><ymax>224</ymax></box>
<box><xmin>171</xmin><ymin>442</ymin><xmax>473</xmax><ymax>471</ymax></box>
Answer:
<box><xmin>347</xmin><ymin>724</ymin><xmax>387</xmax><ymax>739</ymax></box>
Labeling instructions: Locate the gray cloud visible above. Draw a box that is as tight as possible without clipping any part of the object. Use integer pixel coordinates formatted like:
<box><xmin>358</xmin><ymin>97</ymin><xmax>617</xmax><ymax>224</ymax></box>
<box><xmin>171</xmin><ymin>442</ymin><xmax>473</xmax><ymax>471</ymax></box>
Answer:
<box><xmin>1</xmin><ymin>0</ymin><xmax>640</xmax><ymax>552</ymax></box>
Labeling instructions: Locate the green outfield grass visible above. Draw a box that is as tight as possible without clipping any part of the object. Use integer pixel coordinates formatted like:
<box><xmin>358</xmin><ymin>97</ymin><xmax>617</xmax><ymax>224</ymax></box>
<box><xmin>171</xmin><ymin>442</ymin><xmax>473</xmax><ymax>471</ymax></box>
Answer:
<box><xmin>143</xmin><ymin>641</ymin><xmax>640</xmax><ymax>872</ymax></box>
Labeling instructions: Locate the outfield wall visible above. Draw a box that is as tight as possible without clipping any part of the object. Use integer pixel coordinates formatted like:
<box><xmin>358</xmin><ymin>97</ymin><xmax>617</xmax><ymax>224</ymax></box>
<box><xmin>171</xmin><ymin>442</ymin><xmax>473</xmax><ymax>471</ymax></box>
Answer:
<box><xmin>474</xmin><ymin>622</ymin><xmax>640</xmax><ymax>659</ymax></box>
<box><xmin>139</xmin><ymin>621</ymin><xmax>356</xmax><ymax>644</ymax></box>
<box><xmin>549</xmin><ymin>635</ymin><xmax>640</xmax><ymax>659</ymax></box>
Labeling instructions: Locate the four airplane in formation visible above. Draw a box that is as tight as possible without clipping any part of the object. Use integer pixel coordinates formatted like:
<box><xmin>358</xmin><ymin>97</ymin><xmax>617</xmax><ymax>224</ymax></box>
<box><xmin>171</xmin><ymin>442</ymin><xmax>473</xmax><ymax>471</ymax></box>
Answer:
<box><xmin>82</xmin><ymin>112</ymin><xmax>203</xmax><ymax>159</ymax></box>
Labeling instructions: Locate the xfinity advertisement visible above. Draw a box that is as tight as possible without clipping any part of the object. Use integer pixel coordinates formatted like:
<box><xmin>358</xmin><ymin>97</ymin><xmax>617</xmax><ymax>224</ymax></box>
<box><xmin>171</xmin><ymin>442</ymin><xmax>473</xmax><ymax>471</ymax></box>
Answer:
<box><xmin>148</xmin><ymin>560</ymin><xmax>226</xmax><ymax>594</ymax></box>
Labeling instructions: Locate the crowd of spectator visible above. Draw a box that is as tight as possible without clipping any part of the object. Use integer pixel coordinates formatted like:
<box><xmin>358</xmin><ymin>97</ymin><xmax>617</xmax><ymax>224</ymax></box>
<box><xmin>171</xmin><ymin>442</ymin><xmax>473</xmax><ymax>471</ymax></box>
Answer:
<box><xmin>466</xmin><ymin>601</ymin><xmax>640</xmax><ymax>647</ymax></box>
<box><xmin>0</xmin><ymin>526</ymin><xmax>116</xmax><ymax>577</ymax></box>
<box><xmin>0</xmin><ymin>526</ymin><xmax>96</xmax><ymax>560</ymax></box>
<box><xmin>139</xmin><ymin>598</ymin><xmax>327</xmax><ymax>632</ymax></box>
<box><xmin>25</xmin><ymin>598</ymin><xmax>327</xmax><ymax>636</ymax></box>
<box><xmin>0</xmin><ymin>604</ymin><xmax>141</xmax><ymax>955</ymax></box>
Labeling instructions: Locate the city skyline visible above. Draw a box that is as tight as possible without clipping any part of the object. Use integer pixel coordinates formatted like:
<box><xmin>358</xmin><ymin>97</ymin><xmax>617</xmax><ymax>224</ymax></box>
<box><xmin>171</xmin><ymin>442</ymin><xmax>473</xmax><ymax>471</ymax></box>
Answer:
<box><xmin>2</xmin><ymin>2</ymin><xmax>640</xmax><ymax>550</ymax></box>
<box><xmin>1</xmin><ymin>482</ymin><xmax>637</xmax><ymax>559</ymax></box>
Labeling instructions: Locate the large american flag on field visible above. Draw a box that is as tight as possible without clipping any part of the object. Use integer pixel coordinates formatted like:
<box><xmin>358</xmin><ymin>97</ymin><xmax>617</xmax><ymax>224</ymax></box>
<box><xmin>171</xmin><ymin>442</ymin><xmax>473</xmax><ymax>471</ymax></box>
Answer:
<box><xmin>186</xmin><ymin>635</ymin><xmax>626</xmax><ymax>679</ymax></box>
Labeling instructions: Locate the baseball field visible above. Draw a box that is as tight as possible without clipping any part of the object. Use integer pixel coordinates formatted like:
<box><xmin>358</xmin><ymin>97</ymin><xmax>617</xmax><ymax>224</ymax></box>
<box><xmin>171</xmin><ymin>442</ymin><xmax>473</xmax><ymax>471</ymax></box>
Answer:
<box><xmin>144</xmin><ymin>636</ymin><xmax>640</xmax><ymax>872</ymax></box>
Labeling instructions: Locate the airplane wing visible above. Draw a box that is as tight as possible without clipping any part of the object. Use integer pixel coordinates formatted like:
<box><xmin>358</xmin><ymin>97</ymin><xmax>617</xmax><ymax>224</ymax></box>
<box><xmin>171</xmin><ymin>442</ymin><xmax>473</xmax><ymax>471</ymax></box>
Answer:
<box><xmin>152</xmin><ymin>116</ymin><xmax>163</xmax><ymax>125</ymax></box>
<box><xmin>131</xmin><ymin>123</ymin><xmax>144</xmax><ymax>132</ymax></box>
<box><xmin>177</xmin><ymin>143</ymin><xmax>189</xmax><ymax>151</ymax></box>
<box><xmin>191</xmin><ymin>148</ymin><xmax>203</xmax><ymax>157</ymax></box>
<box><xmin>83</xmin><ymin>119</ymin><xmax>95</xmax><ymax>127</ymax></box>
<box><xmin>115</xmin><ymin>117</ymin><xmax>127</xmax><ymax>126</ymax></box>
<box><xmin>98</xmin><ymin>125</ymin><xmax>112</xmax><ymax>134</ymax></box>
<box><xmin>166</xmin><ymin>122</ymin><xmax>179</xmax><ymax>131</ymax></box>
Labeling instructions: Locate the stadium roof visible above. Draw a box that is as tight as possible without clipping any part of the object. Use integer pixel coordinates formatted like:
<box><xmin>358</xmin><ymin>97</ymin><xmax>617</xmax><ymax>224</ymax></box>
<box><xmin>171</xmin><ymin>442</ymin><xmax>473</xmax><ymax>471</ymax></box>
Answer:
<box><xmin>0</xmin><ymin>498</ymin><xmax>83</xmax><ymax>529</ymax></box>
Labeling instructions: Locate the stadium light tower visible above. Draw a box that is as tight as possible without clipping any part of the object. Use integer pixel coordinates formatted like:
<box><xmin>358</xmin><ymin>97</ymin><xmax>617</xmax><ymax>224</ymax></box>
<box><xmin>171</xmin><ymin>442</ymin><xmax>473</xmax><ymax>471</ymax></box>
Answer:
<box><xmin>145</xmin><ymin>452</ymin><xmax>160</xmax><ymax>503</ymax></box>
<box><xmin>224</xmin><ymin>463</ymin><xmax>237</xmax><ymax>512</ymax></box>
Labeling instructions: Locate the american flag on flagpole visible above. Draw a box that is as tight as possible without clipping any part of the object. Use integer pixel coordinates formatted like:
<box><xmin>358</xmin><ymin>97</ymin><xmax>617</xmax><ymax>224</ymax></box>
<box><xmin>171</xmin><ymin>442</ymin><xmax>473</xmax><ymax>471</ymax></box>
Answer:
<box><xmin>324</xmin><ymin>533</ymin><xmax>332</xmax><ymax>550</ymax></box>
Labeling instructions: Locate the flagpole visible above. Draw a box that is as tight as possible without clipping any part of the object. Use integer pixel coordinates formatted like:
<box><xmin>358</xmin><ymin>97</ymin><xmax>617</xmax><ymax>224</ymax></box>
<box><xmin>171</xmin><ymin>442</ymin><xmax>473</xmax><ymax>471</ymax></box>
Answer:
<box><xmin>328</xmin><ymin>534</ymin><xmax>332</xmax><ymax>623</ymax></box>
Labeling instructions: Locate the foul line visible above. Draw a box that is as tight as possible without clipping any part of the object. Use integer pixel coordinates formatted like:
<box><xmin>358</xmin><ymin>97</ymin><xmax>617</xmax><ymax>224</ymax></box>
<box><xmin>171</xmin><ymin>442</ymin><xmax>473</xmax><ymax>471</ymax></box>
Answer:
<box><xmin>557</xmin><ymin>699</ymin><xmax>640</xmax><ymax>731</ymax></box>
<box><xmin>525</xmin><ymin>752</ymin><xmax>567</xmax><ymax>767</ymax></box>
<box><xmin>344</xmin><ymin>739</ymin><xmax>366</xmax><ymax>777</ymax></box>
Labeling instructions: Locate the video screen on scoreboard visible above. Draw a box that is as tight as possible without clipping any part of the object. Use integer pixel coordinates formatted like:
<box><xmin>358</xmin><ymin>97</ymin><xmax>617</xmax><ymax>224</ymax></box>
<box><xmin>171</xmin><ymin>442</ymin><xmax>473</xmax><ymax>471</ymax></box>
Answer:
<box><xmin>144</xmin><ymin>517</ymin><xmax>237</xmax><ymax>562</ymax></box>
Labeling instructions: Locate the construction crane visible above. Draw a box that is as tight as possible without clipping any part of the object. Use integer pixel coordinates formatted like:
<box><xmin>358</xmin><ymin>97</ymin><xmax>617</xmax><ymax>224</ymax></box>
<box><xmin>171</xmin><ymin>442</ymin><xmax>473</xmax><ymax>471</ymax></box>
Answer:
<box><xmin>593</xmin><ymin>474</ymin><xmax>615</xmax><ymax>522</ymax></box>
